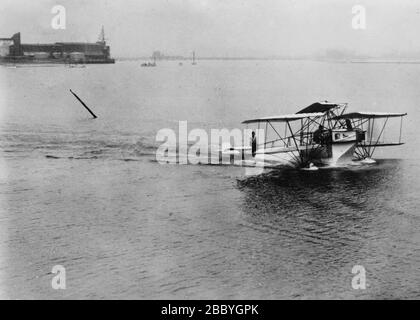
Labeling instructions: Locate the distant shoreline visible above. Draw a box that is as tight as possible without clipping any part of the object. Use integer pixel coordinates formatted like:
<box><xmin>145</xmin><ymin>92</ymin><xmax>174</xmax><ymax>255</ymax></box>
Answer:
<box><xmin>115</xmin><ymin>56</ymin><xmax>420</xmax><ymax>64</ymax></box>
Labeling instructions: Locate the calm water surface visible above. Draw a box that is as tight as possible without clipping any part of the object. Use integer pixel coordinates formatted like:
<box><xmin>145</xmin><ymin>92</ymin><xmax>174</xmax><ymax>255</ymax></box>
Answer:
<box><xmin>0</xmin><ymin>60</ymin><xmax>419</xmax><ymax>299</ymax></box>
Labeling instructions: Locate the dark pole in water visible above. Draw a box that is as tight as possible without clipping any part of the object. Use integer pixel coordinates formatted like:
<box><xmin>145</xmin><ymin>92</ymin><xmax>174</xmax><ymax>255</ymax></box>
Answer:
<box><xmin>69</xmin><ymin>89</ymin><xmax>97</xmax><ymax>119</ymax></box>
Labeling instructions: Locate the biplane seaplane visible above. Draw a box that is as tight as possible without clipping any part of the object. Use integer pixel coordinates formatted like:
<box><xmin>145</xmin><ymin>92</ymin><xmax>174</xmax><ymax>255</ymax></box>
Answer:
<box><xmin>224</xmin><ymin>102</ymin><xmax>406</xmax><ymax>169</ymax></box>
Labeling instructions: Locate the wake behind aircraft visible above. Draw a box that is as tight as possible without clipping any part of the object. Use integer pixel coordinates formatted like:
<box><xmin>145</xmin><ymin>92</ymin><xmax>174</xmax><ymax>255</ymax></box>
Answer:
<box><xmin>224</xmin><ymin>101</ymin><xmax>406</xmax><ymax>169</ymax></box>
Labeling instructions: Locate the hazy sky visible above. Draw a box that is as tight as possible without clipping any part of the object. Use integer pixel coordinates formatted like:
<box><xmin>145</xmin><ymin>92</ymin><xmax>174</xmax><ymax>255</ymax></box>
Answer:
<box><xmin>1</xmin><ymin>0</ymin><xmax>420</xmax><ymax>58</ymax></box>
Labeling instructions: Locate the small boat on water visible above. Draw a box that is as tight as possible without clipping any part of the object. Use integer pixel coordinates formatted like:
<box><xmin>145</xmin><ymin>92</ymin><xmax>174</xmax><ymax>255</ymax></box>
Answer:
<box><xmin>141</xmin><ymin>62</ymin><xmax>156</xmax><ymax>67</ymax></box>
<box><xmin>141</xmin><ymin>56</ymin><xmax>157</xmax><ymax>67</ymax></box>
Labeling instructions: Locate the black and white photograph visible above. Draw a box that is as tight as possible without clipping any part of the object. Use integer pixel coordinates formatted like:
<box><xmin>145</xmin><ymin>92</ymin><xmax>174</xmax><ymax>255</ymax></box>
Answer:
<box><xmin>0</xmin><ymin>0</ymin><xmax>419</xmax><ymax>304</ymax></box>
